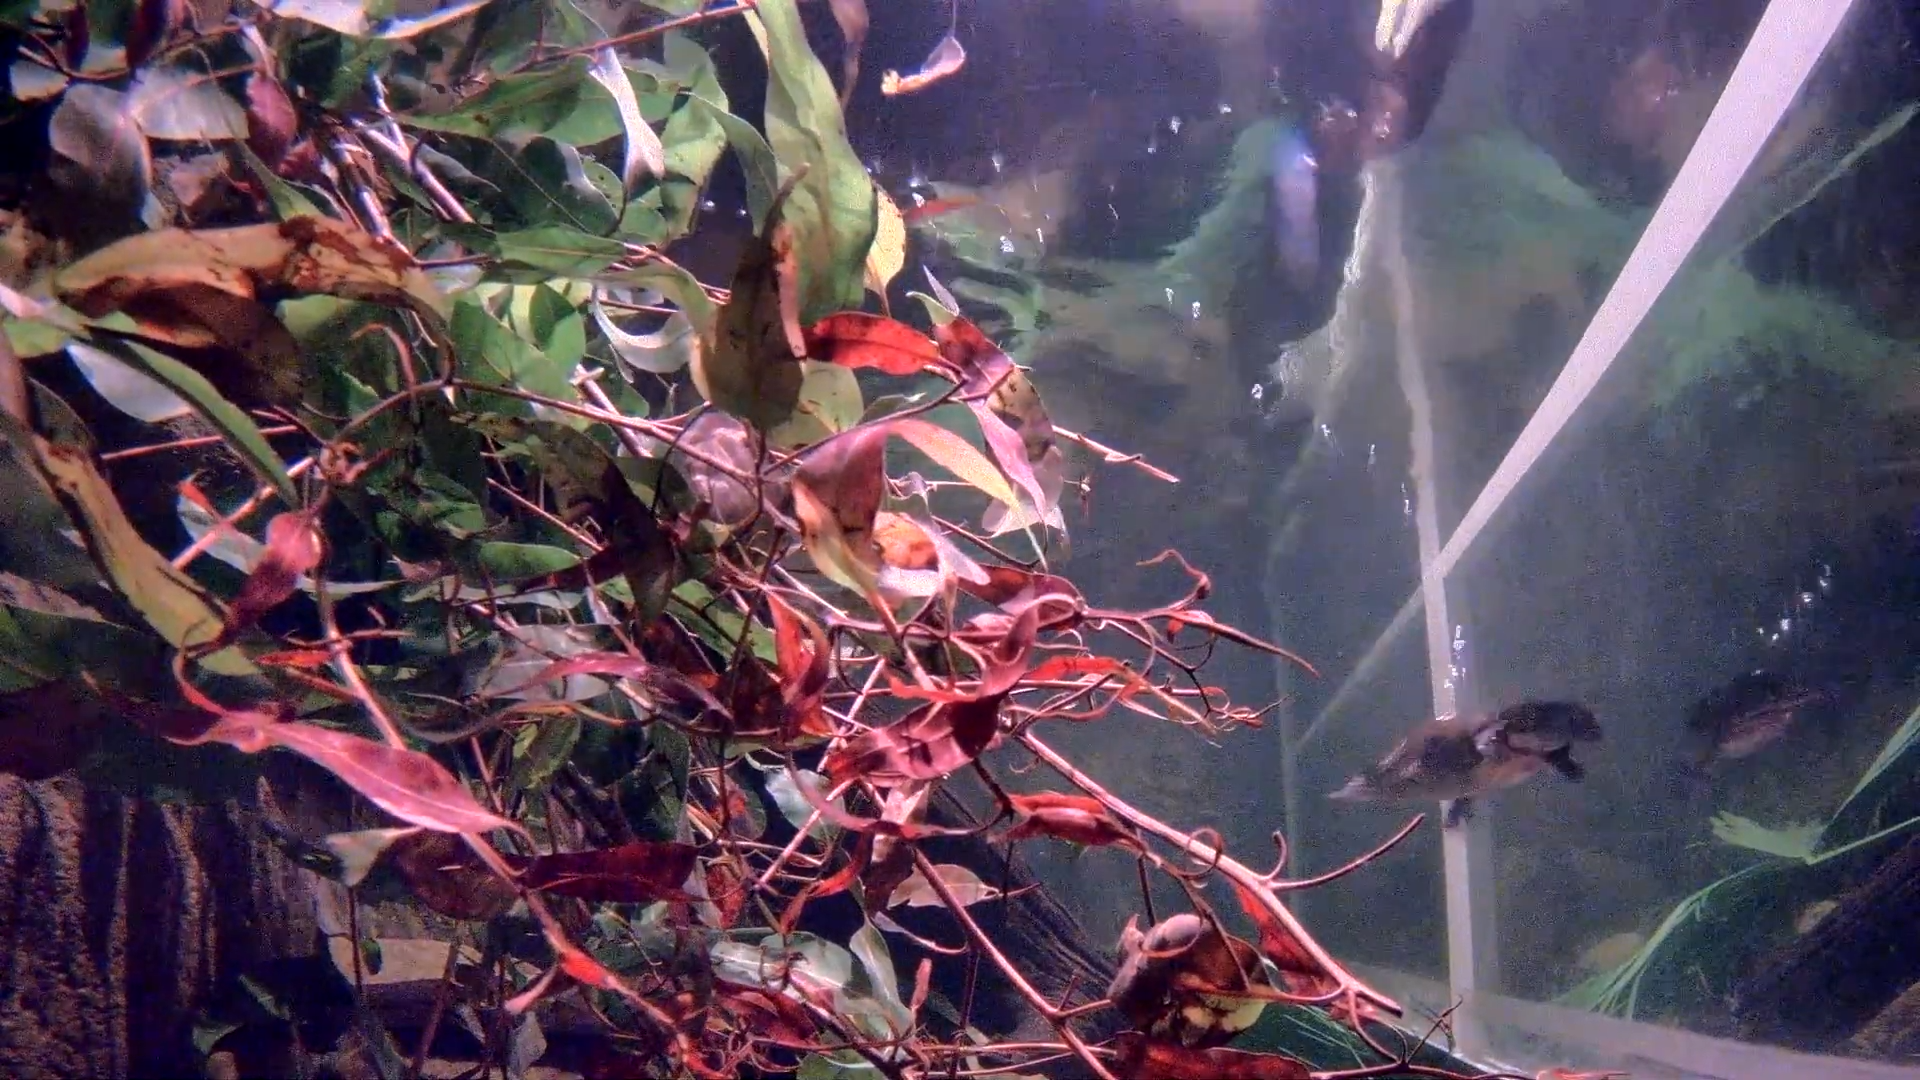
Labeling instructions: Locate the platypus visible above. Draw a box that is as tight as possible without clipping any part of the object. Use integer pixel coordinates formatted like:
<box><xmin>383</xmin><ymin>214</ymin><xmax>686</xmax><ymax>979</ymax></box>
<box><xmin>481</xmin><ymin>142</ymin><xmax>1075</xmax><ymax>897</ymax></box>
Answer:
<box><xmin>1329</xmin><ymin>700</ymin><xmax>1603</xmax><ymax>827</ymax></box>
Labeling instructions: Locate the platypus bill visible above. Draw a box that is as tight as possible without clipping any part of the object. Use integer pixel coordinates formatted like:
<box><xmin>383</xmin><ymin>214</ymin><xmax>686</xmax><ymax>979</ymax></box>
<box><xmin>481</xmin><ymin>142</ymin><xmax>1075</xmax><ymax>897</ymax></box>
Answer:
<box><xmin>1329</xmin><ymin>700</ymin><xmax>1602</xmax><ymax>827</ymax></box>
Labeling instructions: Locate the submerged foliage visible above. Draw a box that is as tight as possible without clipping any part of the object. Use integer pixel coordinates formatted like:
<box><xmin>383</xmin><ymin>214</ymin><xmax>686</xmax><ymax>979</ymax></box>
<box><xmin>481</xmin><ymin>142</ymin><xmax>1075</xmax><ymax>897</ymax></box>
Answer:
<box><xmin>0</xmin><ymin>1</ymin><xmax>1619</xmax><ymax>1078</ymax></box>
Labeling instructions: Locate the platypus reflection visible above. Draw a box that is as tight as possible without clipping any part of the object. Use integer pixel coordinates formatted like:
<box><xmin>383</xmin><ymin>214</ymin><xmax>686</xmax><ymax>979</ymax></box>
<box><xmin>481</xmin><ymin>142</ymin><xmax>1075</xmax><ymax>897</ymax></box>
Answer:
<box><xmin>1329</xmin><ymin>701</ymin><xmax>1603</xmax><ymax>827</ymax></box>
<box><xmin>1677</xmin><ymin>670</ymin><xmax>1824</xmax><ymax>786</ymax></box>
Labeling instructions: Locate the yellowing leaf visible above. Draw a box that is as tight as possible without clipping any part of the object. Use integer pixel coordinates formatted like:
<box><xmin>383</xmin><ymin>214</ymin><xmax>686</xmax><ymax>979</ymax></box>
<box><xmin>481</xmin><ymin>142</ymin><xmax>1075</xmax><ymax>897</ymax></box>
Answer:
<box><xmin>866</xmin><ymin>185</ymin><xmax>906</xmax><ymax>298</ymax></box>
<box><xmin>888</xmin><ymin>417</ymin><xmax>1017</xmax><ymax>511</ymax></box>
<box><xmin>24</xmin><ymin>434</ymin><xmax>256</xmax><ymax>677</ymax></box>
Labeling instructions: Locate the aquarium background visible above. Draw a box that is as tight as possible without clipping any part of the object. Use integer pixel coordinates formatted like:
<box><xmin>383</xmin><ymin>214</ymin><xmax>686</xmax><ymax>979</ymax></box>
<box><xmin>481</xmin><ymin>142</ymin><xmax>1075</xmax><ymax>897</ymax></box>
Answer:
<box><xmin>823</xmin><ymin>0</ymin><xmax>1920</xmax><ymax>1072</ymax></box>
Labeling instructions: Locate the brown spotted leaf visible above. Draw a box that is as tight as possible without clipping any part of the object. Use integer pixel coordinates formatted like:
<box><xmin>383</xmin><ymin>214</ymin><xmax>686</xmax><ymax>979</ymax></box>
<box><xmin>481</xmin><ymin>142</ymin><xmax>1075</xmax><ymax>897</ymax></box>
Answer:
<box><xmin>790</xmin><ymin>422</ymin><xmax>890</xmax><ymax>595</ymax></box>
<box><xmin>383</xmin><ymin>829</ymin><xmax>519</xmax><ymax>920</ymax></box>
<box><xmin>697</xmin><ymin>191</ymin><xmax>807</xmax><ymax>435</ymax></box>
<box><xmin>821</xmin><ymin>694</ymin><xmax>1004</xmax><ymax>786</ymax></box>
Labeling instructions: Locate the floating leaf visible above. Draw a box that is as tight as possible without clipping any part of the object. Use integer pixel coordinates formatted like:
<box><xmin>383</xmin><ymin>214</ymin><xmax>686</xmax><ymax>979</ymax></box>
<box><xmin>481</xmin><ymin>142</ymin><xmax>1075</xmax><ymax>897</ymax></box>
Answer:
<box><xmin>171</xmin><ymin>709</ymin><xmax>525</xmax><ymax>837</ymax></box>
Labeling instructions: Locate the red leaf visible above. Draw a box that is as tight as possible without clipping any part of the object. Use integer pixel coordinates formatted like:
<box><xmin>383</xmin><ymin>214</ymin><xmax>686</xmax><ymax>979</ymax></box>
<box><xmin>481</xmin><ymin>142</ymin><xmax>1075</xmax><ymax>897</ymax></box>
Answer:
<box><xmin>822</xmin><ymin>693</ymin><xmax>1004</xmax><ymax>786</ymax></box>
<box><xmin>956</xmin><ymin>567</ymin><xmax>1085</xmax><ymax>631</ymax></box>
<box><xmin>791</xmin><ymin>422</ymin><xmax>892</xmax><ymax>594</ymax></box>
<box><xmin>779</xmin><ymin>831</ymin><xmax>872</xmax><ymax>934</ymax></box>
<box><xmin>714</xmin><ymin>979</ymin><xmax>822</xmax><ymax>1050</ymax></box>
<box><xmin>245</xmin><ymin>73</ymin><xmax>300</xmax><ymax>170</ymax></box>
<box><xmin>60</xmin><ymin>3</ymin><xmax>88</xmax><ymax>70</ymax></box>
<box><xmin>803</xmin><ymin>313</ymin><xmax>943</xmax><ymax>375</ymax></box>
<box><xmin>1113</xmin><ymin>1035</ymin><xmax>1310</xmax><ymax>1080</ymax></box>
<box><xmin>705</xmin><ymin>858</ymin><xmax>748</xmax><ymax>929</ymax></box>
<box><xmin>1226</xmin><ymin>878</ymin><xmax>1341</xmax><ymax>1000</ymax></box>
<box><xmin>767</xmin><ymin>592</ymin><xmax>831</xmax><ymax>738</ymax></box>
<box><xmin>933</xmin><ymin>317</ymin><xmax>1061</xmax><ymax>525</ymax></box>
<box><xmin>124</xmin><ymin>0</ymin><xmax>184</xmax><ymax>68</ymax></box>
<box><xmin>1004</xmin><ymin>791</ymin><xmax>1141</xmax><ymax>851</ymax></box>
<box><xmin>514</xmin><ymin>840</ymin><xmax>703</xmax><ymax>904</ymax></box>
<box><xmin>172</xmin><ymin>710</ymin><xmax>524</xmax><ymax>838</ymax></box>
<box><xmin>213</xmin><ymin>508</ymin><xmax>324</xmax><ymax>647</ymax></box>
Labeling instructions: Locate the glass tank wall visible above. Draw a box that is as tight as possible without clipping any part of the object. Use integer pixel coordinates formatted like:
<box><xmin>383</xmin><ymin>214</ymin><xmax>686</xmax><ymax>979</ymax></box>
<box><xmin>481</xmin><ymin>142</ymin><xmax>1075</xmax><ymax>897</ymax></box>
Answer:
<box><xmin>1268</xmin><ymin>0</ymin><xmax>1920</xmax><ymax>1075</ymax></box>
<box><xmin>862</xmin><ymin>0</ymin><xmax>1920</xmax><ymax>1073</ymax></box>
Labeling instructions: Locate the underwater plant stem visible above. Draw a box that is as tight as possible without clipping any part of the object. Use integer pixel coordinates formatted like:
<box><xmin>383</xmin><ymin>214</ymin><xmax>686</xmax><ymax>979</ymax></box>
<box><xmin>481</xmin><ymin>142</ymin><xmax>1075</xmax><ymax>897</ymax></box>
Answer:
<box><xmin>905</xmin><ymin>846</ymin><xmax>1121</xmax><ymax>1080</ymax></box>
<box><xmin>1051</xmin><ymin>425</ymin><xmax>1179</xmax><ymax>484</ymax></box>
<box><xmin>1017</xmin><ymin>731</ymin><xmax>1403</xmax><ymax>1019</ymax></box>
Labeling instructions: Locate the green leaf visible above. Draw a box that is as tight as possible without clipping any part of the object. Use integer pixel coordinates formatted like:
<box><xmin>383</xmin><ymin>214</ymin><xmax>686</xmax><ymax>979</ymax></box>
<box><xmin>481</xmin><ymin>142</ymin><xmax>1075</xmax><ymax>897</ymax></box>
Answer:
<box><xmin>745</xmin><ymin>0</ymin><xmax>878</xmax><ymax>322</ymax></box>
<box><xmin>458</xmin><ymin>225</ymin><xmax>631</xmax><ymax>279</ymax></box>
<box><xmin>505</xmin><ymin>137</ymin><xmax>620</xmax><ymax>234</ymax></box>
<box><xmin>450</xmin><ymin>296</ymin><xmax>575</xmax><ymax>400</ymax></box>
<box><xmin>767</xmin><ymin>361</ymin><xmax>864</xmax><ymax>449</ymax></box>
<box><xmin>400</xmin><ymin>57</ymin><xmax>620</xmax><ymax>144</ymax></box>
<box><xmin>591</xmin><ymin>298</ymin><xmax>697</xmax><ymax>377</ymax></box>
<box><xmin>527</xmin><ymin>285</ymin><xmax>588</xmax><ymax>370</ymax></box>
<box><xmin>511</xmin><ymin>715</ymin><xmax>582</xmax><ymax>792</ymax></box>
<box><xmin>1710</xmin><ymin>813</ymin><xmax>1823</xmax><ymax>862</ymax></box>
<box><xmin>105</xmin><ymin>338</ymin><xmax>299</xmax><ymax>506</ymax></box>
<box><xmin>240</xmin><ymin>146</ymin><xmax>325</xmax><ymax>220</ymax></box>
<box><xmin>473</xmin><ymin>542</ymin><xmax>584</xmax><ymax>582</ymax></box>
